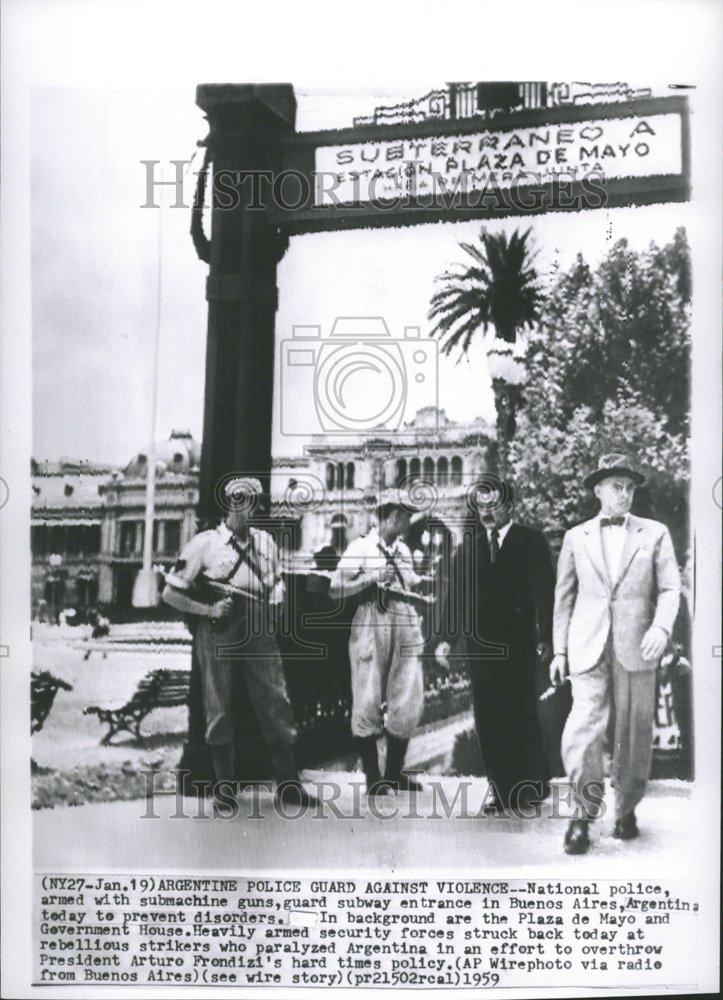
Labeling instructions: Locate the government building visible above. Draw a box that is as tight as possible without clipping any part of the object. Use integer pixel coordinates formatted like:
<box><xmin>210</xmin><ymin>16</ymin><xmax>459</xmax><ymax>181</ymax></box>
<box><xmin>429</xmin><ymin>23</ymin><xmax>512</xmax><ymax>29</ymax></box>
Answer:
<box><xmin>271</xmin><ymin>406</ymin><xmax>495</xmax><ymax>568</ymax></box>
<box><xmin>31</xmin><ymin>408</ymin><xmax>494</xmax><ymax>611</ymax></box>
<box><xmin>31</xmin><ymin>431</ymin><xmax>200</xmax><ymax>612</ymax></box>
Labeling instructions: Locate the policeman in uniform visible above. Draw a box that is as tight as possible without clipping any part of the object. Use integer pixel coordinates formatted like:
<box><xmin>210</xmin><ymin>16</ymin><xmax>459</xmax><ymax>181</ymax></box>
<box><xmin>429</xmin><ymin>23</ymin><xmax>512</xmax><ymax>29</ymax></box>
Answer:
<box><xmin>330</xmin><ymin>498</ymin><xmax>426</xmax><ymax>796</ymax></box>
<box><xmin>162</xmin><ymin>477</ymin><xmax>314</xmax><ymax>810</ymax></box>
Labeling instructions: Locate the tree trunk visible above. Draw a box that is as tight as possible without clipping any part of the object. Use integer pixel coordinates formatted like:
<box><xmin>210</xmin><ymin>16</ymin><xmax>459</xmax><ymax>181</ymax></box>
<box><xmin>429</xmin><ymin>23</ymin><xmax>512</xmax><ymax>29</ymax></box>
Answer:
<box><xmin>492</xmin><ymin>378</ymin><xmax>510</xmax><ymax>478</ymax></box>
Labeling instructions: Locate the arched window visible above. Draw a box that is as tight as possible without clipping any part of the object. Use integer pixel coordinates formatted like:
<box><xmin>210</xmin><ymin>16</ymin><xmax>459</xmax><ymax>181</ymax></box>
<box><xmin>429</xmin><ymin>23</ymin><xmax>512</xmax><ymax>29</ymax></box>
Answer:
<box><xmin>409</xmin><ymin>457</ymin><xmax>421</xmax><ymax>481</ymax></box>
<box><xmin>331</xmin><ymin>513</ymin><xmax>348</xmax><ymax>553</ymax></box>
<box><xmin>325</xmin><ymin>463</ymin><xmax>335</xmax><ymax>491</ymax></box>
<box><xmin>395</xmin><ymin>458</ymin><xmax>407</xmax><ymax>487</ymax></box>
<box><xmin>336</xmin><ymin>462</ymin><xmax>345</xmax><ymax>490</ymax></box>
<box><xmin>437</xmin><ymin>456</ymin><xmax>449</xmax><ymax>486</ymax></box>
<box><xmin>423</xmin><ymin>457</ymin><xmax>435</xmax><ymax>484</ymax></box>
<box><xmin>451</xmin><ymin>455</ymin><xmax>463</xmax><ymax>485</ymax></box>
<box><xmin>345</xmin><ymin>461</ymin><xmax>355</xmax><ymax>489</ymax></box>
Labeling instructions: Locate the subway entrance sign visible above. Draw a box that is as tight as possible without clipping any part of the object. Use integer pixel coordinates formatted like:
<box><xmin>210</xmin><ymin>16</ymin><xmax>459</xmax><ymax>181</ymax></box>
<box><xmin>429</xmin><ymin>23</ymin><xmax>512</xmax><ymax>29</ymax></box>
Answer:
<box><xmin>270</xmin><ymin>95</ymin><xmax>689</xmax><ymax>233</ymax></box>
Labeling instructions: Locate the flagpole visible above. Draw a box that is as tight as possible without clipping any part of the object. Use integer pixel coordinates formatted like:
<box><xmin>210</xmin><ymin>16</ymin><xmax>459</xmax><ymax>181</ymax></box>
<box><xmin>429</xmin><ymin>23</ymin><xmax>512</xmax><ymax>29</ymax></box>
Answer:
<box><xmin>132</xmin><ymin>171</ymin><xmax>163</xmax><ymax>608</ymax></box>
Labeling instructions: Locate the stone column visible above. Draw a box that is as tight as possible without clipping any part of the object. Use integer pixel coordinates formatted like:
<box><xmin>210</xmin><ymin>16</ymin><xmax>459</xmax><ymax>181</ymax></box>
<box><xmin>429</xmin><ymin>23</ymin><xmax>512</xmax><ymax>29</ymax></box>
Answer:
<box><xmin>196</xmin><ymin>84</ymin><xmax>296</xmax><ymax>518</ymax></box>
<box><xmin>182</xmin><ymin>85</ymin><xmax>297</xmax><ymax>790</ymax></box>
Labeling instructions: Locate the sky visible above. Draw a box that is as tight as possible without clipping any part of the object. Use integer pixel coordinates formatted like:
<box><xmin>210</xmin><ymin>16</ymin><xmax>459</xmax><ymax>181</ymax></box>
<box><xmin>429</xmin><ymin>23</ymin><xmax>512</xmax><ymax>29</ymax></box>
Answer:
<box><xmin>30</xmin><ymin>85</ymin><xmax>692</xmax><ymax>465</ymax></box>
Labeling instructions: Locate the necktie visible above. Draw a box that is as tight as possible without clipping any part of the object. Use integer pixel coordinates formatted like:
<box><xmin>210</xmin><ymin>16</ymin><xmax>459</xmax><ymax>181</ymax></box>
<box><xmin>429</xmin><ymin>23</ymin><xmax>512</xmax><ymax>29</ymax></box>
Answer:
<box><xmin>600</xmin><ymin>516</ymin><xmax>625</xmax><ymax>528</ymax></box>
<box><xmin>489</xmin><ymin>527</ymin><xmax>500</xmax><ymax>563</ymax></box>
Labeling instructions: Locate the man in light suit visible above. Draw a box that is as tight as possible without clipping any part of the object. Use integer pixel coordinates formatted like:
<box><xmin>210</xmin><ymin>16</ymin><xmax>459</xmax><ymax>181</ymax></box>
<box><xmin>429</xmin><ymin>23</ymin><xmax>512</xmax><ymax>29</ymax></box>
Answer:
<box><xmin>550</xmin><ymin>454</ymin><xmax>681</xmax><ymax>855</ymax></box>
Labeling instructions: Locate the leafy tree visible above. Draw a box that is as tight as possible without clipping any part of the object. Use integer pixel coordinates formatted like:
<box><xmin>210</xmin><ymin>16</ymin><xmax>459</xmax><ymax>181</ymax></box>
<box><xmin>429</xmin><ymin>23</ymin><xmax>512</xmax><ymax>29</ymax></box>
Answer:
<box><xmin>524</xmin><ymin>229</ymin><xmax>690</xmax><ymax>436</ymax></box>
<box><xmin>510</xmin><ymin>229</ymin><xmax>691</xmax><ymax>557</ymax></box>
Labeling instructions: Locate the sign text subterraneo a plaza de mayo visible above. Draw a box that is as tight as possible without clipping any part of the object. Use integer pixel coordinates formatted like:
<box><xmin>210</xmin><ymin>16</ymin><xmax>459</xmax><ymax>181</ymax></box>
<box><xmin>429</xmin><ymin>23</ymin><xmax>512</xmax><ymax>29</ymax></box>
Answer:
<box><xmin>274</xmin><ymin>96</ymin><xmax>689</xmax><ymax>231</ymax></box>
<box><xmin>317</xmin><ymin>112</ymin><xmax>681</xmax><ymax>201</ymax></box>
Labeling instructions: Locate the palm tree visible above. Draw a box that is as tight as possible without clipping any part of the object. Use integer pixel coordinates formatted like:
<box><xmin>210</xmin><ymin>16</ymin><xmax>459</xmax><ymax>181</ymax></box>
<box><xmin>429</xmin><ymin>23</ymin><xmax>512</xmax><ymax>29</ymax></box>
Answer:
<box><xmin>429</xmin><ymin>228</ymin><xmax>540</xmax><ymax>475</ymax></box>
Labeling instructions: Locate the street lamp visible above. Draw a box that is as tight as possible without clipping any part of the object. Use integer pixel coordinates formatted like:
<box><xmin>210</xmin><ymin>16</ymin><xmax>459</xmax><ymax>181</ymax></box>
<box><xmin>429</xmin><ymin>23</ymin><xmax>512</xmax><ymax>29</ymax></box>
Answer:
<box><xmin>486</xmin><ymin>340</ymin><xmax>526</xmax><ymax>477</ymax></box>
<box><xmin>486</xmin><ymin>348</ymin><xmax>525</xmax><ymax>387</ymax></box>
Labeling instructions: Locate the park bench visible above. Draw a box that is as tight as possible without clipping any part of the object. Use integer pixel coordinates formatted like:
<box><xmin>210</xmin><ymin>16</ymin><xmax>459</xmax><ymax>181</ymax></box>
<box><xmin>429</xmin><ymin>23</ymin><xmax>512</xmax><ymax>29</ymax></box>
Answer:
<box><xmin>84</xmin><ymin>668</ymin><xmax>190</xmax><ymax>745</ymax></box>
<box><xmin>75</xmin><ymin>621</ymin><xmax>192</xmax><ymax>660</ymax></box>
<box><xmin>31</xmin><ymin>670</ymin><xmax>73</xmax><ymax>734</ymax></box>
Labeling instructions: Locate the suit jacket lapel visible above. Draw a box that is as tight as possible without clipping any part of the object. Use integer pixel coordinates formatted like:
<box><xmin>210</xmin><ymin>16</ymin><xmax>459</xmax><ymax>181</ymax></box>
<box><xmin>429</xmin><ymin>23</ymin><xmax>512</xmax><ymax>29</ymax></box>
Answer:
<box><xmin>583</xmin><ymin>519</ymin><xmax>612</xmax><ymax>590</ymax></box>
<box><xmin>475</xmin><ymin>525</ymin><xmax>491</xmax><ymax>569</ymax></box>
<box><xmin>495</xmin><ymin>522</ymin><xmax>517</xmax><ymax>564</ymax></box>
<box><xmin>615</xmin><ymin>516</ymin><xmax>644</xmax><ymax>588</ymax></box>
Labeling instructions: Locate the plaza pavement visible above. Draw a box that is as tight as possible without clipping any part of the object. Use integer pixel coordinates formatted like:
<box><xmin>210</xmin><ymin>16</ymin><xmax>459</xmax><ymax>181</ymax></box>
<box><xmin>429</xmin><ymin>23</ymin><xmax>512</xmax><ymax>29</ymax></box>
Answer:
<box><xmin>34</xmin><ymin>775</ymin><xmax>693</xmax><ymax>878</ymax></box>
<box><xmin>32</xmin><ymin>628</ymin><xmax>695</xmax><ymax>877</ymax></box>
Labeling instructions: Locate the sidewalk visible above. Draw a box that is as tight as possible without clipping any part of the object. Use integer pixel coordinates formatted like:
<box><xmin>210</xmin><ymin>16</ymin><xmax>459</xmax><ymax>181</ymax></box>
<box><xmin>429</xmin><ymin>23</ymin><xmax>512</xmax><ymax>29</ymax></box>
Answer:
<box><xmin>34</xmin><ymin>774</ymin><xmax>693</xmax><ymax>878</ymax></box>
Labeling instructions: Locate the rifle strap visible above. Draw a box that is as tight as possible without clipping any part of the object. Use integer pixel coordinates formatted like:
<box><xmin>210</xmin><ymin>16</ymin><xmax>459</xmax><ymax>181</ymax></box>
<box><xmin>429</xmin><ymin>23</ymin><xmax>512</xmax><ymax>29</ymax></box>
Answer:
<box><xmin>226</xmin><ymin>532</ymin><xmax>270</xmax><ymax>597</ymax></box>
<box><xmin>377</xmin><ymin>543</ymin><xmax>406</xmax><ymax>590</ymax></box>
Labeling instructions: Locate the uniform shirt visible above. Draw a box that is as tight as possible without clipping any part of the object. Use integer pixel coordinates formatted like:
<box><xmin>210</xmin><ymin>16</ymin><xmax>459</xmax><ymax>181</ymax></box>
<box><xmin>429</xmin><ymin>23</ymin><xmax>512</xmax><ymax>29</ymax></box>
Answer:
<box><xmin>331</xmin><ymin>526</ymin><xmax>419</xmax><ymax>596</ymax></box>
<box><xmin>598</xmin><ymin>511</ymin><xmax>629</xmax><ymax>583</ymax></box>
<box><xmin>166</xmin><ymin>523</ymin><xmax>284</xmax><ymax>604</ymax></box>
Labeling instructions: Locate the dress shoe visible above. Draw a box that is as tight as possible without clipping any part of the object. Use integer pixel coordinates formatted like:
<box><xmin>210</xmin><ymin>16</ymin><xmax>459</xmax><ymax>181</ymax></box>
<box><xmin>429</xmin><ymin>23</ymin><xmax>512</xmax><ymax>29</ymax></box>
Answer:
<box><xmin>564</xmin><ymin>819</ymin><xmax>591</xmax><ymax>855</ymax></box>
<box><xmin>382</xmin><ymin>772</ymin><xmax>424</xmax><ymax>794</ymax></box>
<box><xmin>366</xmin><ymin>779</ymin><xmax>394</xmax><ymax>798</ymax></box>
<box><xmin>613</xmin><ymin>811</ymin><xmax>639</xmax><ymax>840</ymax></box>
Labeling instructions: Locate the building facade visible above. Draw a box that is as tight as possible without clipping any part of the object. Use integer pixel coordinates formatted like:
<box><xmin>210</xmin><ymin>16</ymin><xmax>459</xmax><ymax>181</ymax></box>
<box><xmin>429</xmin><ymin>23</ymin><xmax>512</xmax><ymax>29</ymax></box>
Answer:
<box><xmin>31</xmin><ymin>411</ymin><xmax>494</xmax><ymax>609</ymax></box>
<box><xmin>31</xmin><ymin>432</ymin><xmax>200</xmax><ymax>611</ymax></box>
<box><xmin>31</xmin><ymin>459</ymin><xmax>114</xmax><ymax>612</ymax></box>
<box><xmin>270</xmin><ymin>406</ymin><xmax>495</xmax><ymax>567</ymax></box>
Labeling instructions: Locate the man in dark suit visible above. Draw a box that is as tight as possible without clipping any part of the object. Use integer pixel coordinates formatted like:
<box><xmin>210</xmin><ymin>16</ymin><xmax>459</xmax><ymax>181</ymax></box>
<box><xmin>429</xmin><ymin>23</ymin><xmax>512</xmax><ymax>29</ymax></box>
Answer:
<box><xmin>436</xmin><ymin>478</ymin><xmax>554</xmax><ymax>813</ymax></box>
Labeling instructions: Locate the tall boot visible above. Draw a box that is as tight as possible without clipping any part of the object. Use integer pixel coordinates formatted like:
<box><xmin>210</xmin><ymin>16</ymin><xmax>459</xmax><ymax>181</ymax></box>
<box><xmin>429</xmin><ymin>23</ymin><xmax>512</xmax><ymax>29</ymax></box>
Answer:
<box><xmin>270</xmin><ymin>745</ymin><xmax>318</xmax><ymax>808</ymax></box>
<box><xmin>354</xmin><ymin>735</ymin><xmax>387</xmax><ymax>797</ymax></box>
<box><xmin>210</xmin><ymin>743</ymin><xmax>237</xmax><ymax>817</ymax></box>
<box><xmin>384</xmin><ymin>731</ymin><xmax>423</xmax><ymax>793</ymax></box>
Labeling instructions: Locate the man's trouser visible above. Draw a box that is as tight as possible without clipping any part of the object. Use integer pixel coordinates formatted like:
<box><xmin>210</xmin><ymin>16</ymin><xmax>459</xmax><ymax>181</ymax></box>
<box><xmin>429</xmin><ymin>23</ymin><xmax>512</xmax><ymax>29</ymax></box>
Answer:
<box><xmin>561</xmin><ymin>639</ymin><xmax>656</xmax><ymax>820</ymax></box>
<box><xmin>194</xmin><ymin>613</ymin><xmax>297</xmax><ymax>749</ymax></box>
<box><xmin>349</xmin><ymin>599</ymin><xmax>425</xmax><ymax>740</ymax></box>
<box><xmin>466</xmin><ymin>640</ymin><xmax>551</xmax><ymax>809</ymax></box>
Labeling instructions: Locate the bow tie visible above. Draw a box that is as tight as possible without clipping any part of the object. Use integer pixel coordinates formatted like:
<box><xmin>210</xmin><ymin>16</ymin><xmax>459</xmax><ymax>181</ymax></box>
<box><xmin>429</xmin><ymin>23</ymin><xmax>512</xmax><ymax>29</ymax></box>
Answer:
<box><xmin>600</xmin><ymin>516</ymin><xmax>625</xmax><ymax>528</ymax></box>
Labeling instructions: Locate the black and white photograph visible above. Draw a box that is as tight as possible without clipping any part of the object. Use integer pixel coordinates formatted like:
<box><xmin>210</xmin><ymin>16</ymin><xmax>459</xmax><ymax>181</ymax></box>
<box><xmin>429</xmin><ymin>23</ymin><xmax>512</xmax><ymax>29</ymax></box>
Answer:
<box><xmin>1</xmin><ymin>1</ymin><xmax>720</xmax><ymax>996</ymax></box>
